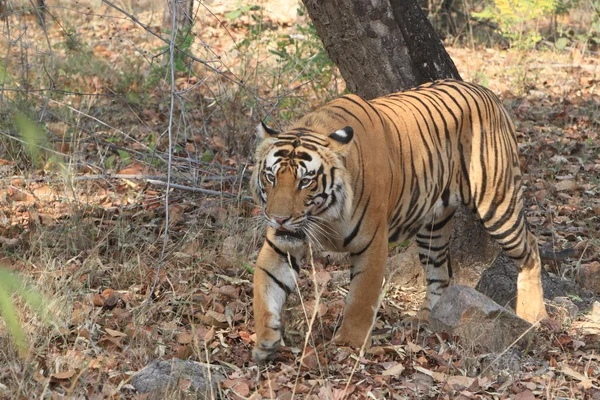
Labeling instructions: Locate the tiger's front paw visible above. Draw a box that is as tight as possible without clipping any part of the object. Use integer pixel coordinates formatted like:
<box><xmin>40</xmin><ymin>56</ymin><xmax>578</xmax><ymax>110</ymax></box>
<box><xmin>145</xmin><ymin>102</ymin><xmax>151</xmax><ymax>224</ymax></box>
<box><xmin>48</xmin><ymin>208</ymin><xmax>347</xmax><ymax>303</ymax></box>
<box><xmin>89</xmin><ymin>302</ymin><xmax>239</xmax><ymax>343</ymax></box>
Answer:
<box><xmin>252</xmin><ymin>329</ymin><xmax>282</xmax><ymax>364</ymax></box>
<box><xmin>333</xmin><ymin>325</ymin><xmax>371</xmax><ymax>349</ymax></box>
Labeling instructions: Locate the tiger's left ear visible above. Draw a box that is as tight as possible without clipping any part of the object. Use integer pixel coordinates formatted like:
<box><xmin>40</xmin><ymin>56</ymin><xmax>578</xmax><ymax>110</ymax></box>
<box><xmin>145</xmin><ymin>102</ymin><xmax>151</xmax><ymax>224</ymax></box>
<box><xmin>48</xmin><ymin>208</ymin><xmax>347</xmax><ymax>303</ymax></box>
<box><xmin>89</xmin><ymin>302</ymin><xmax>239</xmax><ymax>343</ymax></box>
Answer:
<box><xmin>328</xmin><ymin>126</ymin><xmax>354</xmax><ymax>153</ymax></box>
<box><xmin>256</xmin><ymin>121</ymin><xmax>279</xmax><ymax>140</ymax></box>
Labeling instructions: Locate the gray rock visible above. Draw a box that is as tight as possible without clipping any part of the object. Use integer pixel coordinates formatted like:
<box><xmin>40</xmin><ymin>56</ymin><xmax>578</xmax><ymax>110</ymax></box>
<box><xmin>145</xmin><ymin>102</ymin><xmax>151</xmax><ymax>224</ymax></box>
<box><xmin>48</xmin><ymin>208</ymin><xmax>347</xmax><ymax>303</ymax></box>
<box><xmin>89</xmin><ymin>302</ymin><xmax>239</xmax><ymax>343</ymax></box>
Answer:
<box><xmin>430</xmin><ymin>285</ymin><xmax>533</xmax><ymax>352</ymax></box>
<box><xmin>577</xmin><ymin>262</ymin><xmax>600</xmax><ymax>294</ymax></box>
<box><xmin>548</xmin><ymin>296</ymin><xmax>579</xmax><ymax>325</ymax></box>
<box><xmin>476</xmin><ymin>252</ymin><xmax>589</xmax><ymax>309</ymax></box>
<box><xmin>463</xmin><ymin>348</ymin><xmax>523</xmax><ymax>377</ymax></box>
<box><xmin>131</xmin><ymin>359</ymin><xmax>224</xmax><ymax>399</ymax></box>
<box><xmin>387</xmin><ymin>246</ymin><xmax>424</xmax><ymax>288</ymax></box>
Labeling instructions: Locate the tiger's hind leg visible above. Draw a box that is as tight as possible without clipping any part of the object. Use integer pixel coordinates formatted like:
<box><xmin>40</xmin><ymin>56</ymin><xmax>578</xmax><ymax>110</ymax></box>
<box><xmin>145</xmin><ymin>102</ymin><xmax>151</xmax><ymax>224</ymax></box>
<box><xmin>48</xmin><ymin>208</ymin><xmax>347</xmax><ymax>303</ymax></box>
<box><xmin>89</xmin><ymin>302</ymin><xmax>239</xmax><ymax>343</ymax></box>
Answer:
<box><xmin>415</xmin><ymin>205</ymin><xmax>456</xmax><ymax>321</ymax></box>
<box><xmin>476</xmin><ymin>188</ymin><xmax>550</xmax><ymax>324</ymax></box>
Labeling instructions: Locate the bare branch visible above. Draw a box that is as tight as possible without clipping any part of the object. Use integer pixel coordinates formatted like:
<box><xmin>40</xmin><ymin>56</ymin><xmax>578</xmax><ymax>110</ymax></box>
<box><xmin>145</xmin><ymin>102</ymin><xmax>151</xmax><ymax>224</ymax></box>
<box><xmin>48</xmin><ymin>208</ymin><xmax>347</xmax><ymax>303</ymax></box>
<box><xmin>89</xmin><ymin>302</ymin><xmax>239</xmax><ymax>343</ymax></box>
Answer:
<box><xmin>149</xmin><ymin>0</ymin><xmax>180</xmax><ymax>302</ymax></box>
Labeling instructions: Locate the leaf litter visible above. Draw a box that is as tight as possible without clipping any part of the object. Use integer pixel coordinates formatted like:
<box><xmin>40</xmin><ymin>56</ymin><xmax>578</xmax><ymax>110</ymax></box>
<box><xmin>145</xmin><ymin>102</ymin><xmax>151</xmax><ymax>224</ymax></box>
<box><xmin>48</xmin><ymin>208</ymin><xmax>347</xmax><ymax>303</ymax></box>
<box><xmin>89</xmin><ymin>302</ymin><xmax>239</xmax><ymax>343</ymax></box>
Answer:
<box><xmin>0</xmin><ymin>1</ymin><xmax>599</xmax><ymax>399</ymax></box>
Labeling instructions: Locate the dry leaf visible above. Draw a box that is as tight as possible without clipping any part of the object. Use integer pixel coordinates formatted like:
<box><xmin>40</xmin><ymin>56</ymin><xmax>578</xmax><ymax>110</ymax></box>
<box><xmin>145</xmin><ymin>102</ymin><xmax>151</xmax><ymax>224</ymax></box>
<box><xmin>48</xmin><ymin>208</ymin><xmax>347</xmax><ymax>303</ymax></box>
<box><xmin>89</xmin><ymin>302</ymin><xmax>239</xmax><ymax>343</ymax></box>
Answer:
<box><xmin>117</xmin><ymin>162</ymin><xmax>146</xmax><ymax>176</ymax></box>
<box><xmin>196</xmin><ymin>310</ymin><xmax>228</xmax><ymax>328</ymax></box>
<box><xmin>92</xmin><ymin>293</ymin><xmax>104</xmax><ymax>307</ymax></box>
<box><xmin>105</xmin><ymin>328</ymin><xmax>127</xmax><ymax>337</ymax></box>
<box><xmin>101</xmin><ymin>289</ymin><xmax>121</xmax><ymax>309</ymax></box>
<box><xmin>560</xmin><ymin>365</ymin><xmax>593</xmax><ymax>389</ymax></box>
<box><xmin>51</xmin><ymin>370</ymin><xmax>76</xmax><ymax>380</ymax></box>
<box><xmin>382</xmin><ymin>362</ymin><xmax>405</xmax><ymax>376</ymax></box>
<box><xmin>555</xmin><ymin>180</ymin><xmax>579</xmax><ymax>192</ymax></box>
<box><xmin>513</xmin><ymin>389</ymin><xmax>536</xmax><ymax>400</ymax></box>
<box><xmin>447</xmin><ymin>375</ymin><xmax>476</xmax><ymax>389</ymax></box>
<box><xmin>176</xmin><ymin>332</ymin><xmax>193</xmax><ymax>344</ymax></box>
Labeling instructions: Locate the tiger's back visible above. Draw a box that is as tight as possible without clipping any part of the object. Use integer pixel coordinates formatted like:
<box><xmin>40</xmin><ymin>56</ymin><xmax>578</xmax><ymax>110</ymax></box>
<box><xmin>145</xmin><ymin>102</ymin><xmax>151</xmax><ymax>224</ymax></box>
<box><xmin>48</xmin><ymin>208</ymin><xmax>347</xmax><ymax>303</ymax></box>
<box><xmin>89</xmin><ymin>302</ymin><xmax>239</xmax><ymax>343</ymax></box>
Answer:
<box><xmin>250</xmin><ymin>79</ymin><xmax>551</xmax><ymax>363</ymax></box>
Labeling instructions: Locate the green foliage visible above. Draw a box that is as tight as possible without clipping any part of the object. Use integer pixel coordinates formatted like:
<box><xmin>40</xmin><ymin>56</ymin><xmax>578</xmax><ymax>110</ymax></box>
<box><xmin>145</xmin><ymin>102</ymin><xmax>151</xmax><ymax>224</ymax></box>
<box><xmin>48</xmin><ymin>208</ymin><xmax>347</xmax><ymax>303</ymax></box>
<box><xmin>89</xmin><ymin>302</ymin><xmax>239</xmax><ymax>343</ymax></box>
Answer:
<box><xmin>269</xmin><ymin>6</ymin><xmax>338</xmax><ymax>99</ymax></box>
<box><xmin>61</xmin><ymin>27</ymin><xmax>86</xmax><ymax>52</ymax></box>
<box><xmin>149</xmin><ymin>27</ymin><xmax>195</xmax><ymax>86</ymax></box>
<box><xmin>472</xmin><ymin>0</ymin><xmax>568</xmax><ymax>48</ymax></box>
<box><xmin>14</xmin><ymin>114</ymin><xmax>50</xmax><ymax>167</ymax></box>
<box><xmin>224</xmin><ymin>4</ymin><xmax>260</xmax><ymax>20</ymax></box>
<box><xmin>558</xmin><ymin>0</ymin><xmax>600</xmax><ymax>48</ymax></box>
<box><xmin>0</xmin><ymin>269</ymin><xmax>52</xmax><ymax>356</ymax></box>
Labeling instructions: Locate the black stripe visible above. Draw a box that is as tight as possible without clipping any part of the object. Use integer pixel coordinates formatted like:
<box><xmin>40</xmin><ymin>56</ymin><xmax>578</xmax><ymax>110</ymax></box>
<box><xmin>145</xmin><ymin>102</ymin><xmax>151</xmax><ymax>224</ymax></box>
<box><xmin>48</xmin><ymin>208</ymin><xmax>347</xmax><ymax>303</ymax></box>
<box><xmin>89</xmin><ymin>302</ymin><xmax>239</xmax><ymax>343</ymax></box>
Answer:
<box><xmin>329</xmin><ymin>105</ymin><xmax>364</xmax><ymax>129</ymax></box>
<box><xmin>340</xmin><ymin>95</ymin><xmax>374</xmax><ymax>125</ymax></box>
<box><xmin>266</xmin><ymin>238</ymin><xmax>300</xmax><ymax>273</ymax></box>
<box><xmin>259</xmin><ymin>267</ymin><xmax>292</xmax><ymax>295</ymax></box>
<box><xmin>416</xmin><ymin>242</ymin><xmax>448</xmax><ymax>252</ymax></box>
<box><xmin>426</xmin><ymin>278</ymin><xmax>449</xmax><ymax>286</ymax></box>
<box><xmin>349</xmin><ymin>225</ymin><xmax>380</xmax><ymax>257</ymax></box>
<box><xmin>344</xmin><ymin>196</ymin><xmax>371</xmax><ymax>247</ymax></box>
<box><xmin>416</xmin><ymin>233</ymin><xmax>442</xmax><ymax>240</ymax></box>
<box><xmin>424</xmin><ymin>211</ymin><xmax>455</xmax><ymax>232</ymax></box>
<box><xmin>350</xmin><ymin>269</ymin><xmax>362</xmax><ymax>282</ymax></box>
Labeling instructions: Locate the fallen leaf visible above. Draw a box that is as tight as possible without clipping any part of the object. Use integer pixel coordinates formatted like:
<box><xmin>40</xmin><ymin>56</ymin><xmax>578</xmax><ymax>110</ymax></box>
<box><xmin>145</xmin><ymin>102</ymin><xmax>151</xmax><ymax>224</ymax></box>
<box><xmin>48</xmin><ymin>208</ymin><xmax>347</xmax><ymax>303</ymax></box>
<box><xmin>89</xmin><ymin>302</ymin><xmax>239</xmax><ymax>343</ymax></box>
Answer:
<box><xmin>51</xmin><ymin>370</ymin><xmax>76</xmax><ymax>380</ymax></box>
<box><xmin>196</xmin><ymin>310</ymin><xmax>228</xmax><ymax>328</ymax></box>
<box><xmin>447</xmin><ymin>375</ymin><xmax>476</xmax><ymax>389</ymax></box>
<box><xmin>513</xmin><ymin>389</ymin><xmax>536</xmax><ymax>400</ymax></box>
<box><xmin>101</xmin><ymin>288</ymin><xmax>121</xmax><ymax>309</ymax></box>
<box><xmin>222</xmin><ymin>379</ymin><xmax>250</xmax><ymax>397</ymax></box>
<box><xmin>382</xmin><ymin>362</ymin><xmax>405</xmax><ymax>376</ymax></box>
<box><xmin>176</xmin><ymin>332</ymin><xmax>193</xmax><ymax>344</ymax></box>
<box><xmin>105</xmin><ymin>328</ymin><xmax>127</xmax><ymax>337</ymax></box>
<box><xmin>555</xmin><ymin>180</ymin><xmax>579</xmax><ymax>192</ymax></box>
<box><xmin>92</xmin><ymin>293</ymin><xmax>104</xmax><ymax>307</ymax></box>
<box><xmin>560</xmin><ymin>365</ymin><xmax>593</xmax><ymax>389</ymax></box>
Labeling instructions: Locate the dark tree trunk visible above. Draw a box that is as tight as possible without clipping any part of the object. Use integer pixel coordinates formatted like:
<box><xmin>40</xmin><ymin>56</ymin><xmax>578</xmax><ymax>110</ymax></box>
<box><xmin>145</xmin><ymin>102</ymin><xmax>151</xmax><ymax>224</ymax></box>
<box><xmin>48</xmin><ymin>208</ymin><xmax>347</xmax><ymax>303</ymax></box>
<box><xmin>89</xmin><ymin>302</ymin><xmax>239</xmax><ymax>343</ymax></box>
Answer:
<box><xmin>301</xmin><ymin>0</ymin><xmax>460</xmax><ymax>100</ymax></box>
<box><xmin>301</xmin><ymin>0</ymin><xmax>500</xmax><ymax>277</ymax></box>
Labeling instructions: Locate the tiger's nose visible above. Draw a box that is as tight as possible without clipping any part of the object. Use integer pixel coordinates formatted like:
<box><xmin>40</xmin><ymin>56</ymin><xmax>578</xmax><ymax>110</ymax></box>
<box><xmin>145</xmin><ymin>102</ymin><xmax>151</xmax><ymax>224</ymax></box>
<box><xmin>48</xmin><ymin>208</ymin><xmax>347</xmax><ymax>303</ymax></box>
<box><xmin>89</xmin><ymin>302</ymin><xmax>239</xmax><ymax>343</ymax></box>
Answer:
<box><xmin>273</xmin><ymin>216</ymin><xmax>290</xmax><ymax>225</ymax></box>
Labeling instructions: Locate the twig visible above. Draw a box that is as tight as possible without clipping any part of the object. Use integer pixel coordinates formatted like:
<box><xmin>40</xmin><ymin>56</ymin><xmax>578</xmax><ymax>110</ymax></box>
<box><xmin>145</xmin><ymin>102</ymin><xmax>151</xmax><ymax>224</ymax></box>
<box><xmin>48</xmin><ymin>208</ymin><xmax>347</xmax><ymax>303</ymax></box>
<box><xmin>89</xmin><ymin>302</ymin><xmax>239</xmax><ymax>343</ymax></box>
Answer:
<box><xmin>0</xmin><ymin>174</ymin><xmax>166</xmax><ymax>183</ymax></box>
<box><xmin>146</xmin><ymin>179</ymin><xmax>251</xmax><ymax>200</ymax></box>
<box><xmin>27</xmin><ymin>0</ymin><xmax>54</xmax><ymax>123</ymax></box>
<box><xmin>100</xmin><ymin>0</ymin><xmax>267</xmax><ymax>106</ymax></box>
<box><xmin>149</xmin><ymin>0</ymin><xmax>178</xmax><ymax>302</ymax></box>
<box><xmin>291</xmin><ymin>244</ymin><xmax>329</xmax><ymax>398</ymax></box>
<box><xmin>1</xmin><ymin>87</ymin><xmax>117</xmax><ymax>96</ymax></box>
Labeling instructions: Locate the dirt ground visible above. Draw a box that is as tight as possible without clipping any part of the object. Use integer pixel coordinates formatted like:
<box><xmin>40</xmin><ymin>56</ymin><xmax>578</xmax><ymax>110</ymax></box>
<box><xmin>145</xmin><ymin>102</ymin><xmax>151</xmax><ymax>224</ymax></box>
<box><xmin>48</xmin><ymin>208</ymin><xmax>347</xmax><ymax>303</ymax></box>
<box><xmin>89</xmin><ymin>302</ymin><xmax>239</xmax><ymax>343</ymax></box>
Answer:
<box><xmin>0</xmin><ymin>1</ymin><xmax>599</xmax><ymax>398</ymax></box>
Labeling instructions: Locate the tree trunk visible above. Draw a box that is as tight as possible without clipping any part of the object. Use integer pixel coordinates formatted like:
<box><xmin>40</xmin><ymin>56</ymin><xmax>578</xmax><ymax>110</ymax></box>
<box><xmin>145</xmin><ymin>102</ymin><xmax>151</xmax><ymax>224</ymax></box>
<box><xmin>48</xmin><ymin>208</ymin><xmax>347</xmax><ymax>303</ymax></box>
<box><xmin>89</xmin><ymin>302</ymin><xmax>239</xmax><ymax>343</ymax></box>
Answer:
<box><xmin>163</xmin><ymin>0</ymin><xmax>194</xmax><ymax>70</ymax></box>
<box><xmin>301</xmin><ymin>0</ymin><xmax>460</xmax><ymax>99</ymax></box>
<box><xmin>301</xmin><ymin>0</ymin><xmax>501</xmax><ymax>278</ymax></box>
<box><xmin>163</xmin><ymin>0</ymin><xmax>194</xmax><ymax>31</ymax></box>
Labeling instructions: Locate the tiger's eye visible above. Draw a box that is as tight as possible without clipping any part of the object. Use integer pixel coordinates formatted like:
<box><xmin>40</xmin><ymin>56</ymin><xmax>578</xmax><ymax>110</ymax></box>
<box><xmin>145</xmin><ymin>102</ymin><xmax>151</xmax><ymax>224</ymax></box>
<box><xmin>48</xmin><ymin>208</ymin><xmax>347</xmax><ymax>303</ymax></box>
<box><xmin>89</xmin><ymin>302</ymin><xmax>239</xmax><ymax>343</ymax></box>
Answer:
<box><xmin>265</xmin><ymin>172</ymin><xmax>275</xmax><ymax>184</ymax></box>
<box><xmin>299</xmin><ymin>178</ymin><xmax>313</xmax><ymax>188</ymax></box>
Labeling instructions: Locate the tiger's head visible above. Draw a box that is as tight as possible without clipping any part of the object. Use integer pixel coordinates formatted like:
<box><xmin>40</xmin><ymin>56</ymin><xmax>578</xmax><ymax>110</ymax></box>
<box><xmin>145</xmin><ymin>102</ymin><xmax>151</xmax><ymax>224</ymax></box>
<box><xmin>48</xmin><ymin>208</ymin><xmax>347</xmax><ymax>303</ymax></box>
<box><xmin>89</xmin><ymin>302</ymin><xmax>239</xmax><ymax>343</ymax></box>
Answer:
<box><xmin>251</xmin><ymin>122</ymin><xmax>355</xmax><ymax>245</ymax></box>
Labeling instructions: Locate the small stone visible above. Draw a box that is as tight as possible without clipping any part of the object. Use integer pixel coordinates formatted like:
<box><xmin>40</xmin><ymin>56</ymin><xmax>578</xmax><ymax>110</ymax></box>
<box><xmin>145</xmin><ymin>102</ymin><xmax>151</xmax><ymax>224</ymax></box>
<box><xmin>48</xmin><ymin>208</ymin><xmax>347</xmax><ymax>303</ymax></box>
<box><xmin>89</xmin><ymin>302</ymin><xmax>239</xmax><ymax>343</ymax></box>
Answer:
<box><xmin>430</xmin><ymin>285</ymin><xmax>533</xmax><ymax>352</ymax></box>
<box><xmin>591</xmin><ymin>301</ymin><xmax>600</xmax><ymax>323</ymax></box>
<box><xmin>222</xmin><ymin>235</ymin><xmax>239</xmax><ymax>264</ymax></box>
<box><xmin>548</xmin><ymin>297</ymin><xmax>579</xmax><ymax>325</ymax></box>
<box><xmin>131</xmin><ymin>359</ymin><xmax>224</xmax><ymax>399</ymax></box>
<box><xmin>577</xmin><ymin>262</ymin><xmax>600</xmax><ymax>294</ymax></box>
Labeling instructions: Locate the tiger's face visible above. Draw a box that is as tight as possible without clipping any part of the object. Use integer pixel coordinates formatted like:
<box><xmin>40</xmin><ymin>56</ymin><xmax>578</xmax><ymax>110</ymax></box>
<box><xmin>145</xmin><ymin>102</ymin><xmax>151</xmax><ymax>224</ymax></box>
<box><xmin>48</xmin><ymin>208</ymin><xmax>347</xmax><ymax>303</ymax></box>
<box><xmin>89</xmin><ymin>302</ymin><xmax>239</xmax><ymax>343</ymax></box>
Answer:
<box><xmin>251</xmin><ymin>123</ymin><xmax>355</xmax><ymax>245</ymax></box>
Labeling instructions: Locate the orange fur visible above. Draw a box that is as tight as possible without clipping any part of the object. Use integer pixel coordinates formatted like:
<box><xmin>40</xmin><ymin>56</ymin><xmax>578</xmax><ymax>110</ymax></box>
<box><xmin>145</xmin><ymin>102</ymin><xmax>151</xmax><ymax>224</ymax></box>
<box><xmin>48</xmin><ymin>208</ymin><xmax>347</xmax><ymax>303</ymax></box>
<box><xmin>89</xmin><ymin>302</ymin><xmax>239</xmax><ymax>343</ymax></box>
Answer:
<box><xmin>250</xmin><ymin>80</ymin><xmax>550</xmax><ymax>363</ymax></box>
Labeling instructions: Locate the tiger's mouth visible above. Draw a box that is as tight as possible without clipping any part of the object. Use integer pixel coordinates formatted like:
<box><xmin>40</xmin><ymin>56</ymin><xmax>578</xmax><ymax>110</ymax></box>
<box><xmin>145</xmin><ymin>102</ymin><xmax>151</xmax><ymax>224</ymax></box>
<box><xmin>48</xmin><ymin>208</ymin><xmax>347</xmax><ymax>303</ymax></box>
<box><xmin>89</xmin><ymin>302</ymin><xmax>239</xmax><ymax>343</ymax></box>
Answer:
<box><xmin>274</xmin><ymin>228</ymin><xmax>306</xmax><ymax>240</ymax></box>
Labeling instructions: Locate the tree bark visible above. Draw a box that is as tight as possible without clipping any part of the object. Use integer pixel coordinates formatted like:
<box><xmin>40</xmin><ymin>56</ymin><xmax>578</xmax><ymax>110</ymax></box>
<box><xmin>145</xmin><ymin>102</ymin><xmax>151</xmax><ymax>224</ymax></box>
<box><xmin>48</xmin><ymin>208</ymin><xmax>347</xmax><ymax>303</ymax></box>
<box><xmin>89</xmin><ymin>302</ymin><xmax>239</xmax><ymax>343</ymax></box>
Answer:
<box><xmin>301</xmin><ymin>0</ymin><xmax>460</xmax><ymax>100</ymax></box>
<box><xmin>301</xmin><ymin>0</ymin><xmax>500</xmax><ymax>276</ymax></box>
<box><xmin>163</xmin><ymin>0</ymin><xmax>194</xmax><ymax>32</ymax></box>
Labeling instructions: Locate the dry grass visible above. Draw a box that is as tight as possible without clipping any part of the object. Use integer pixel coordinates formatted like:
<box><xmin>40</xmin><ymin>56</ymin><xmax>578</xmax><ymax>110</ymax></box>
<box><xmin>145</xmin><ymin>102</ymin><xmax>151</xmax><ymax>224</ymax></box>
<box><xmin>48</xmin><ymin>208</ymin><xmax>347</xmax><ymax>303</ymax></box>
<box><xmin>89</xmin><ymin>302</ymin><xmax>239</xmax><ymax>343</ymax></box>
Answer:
<box><xmin>0</xmin><ymin>0</ymin><xmax>599</xmax><ymax>398</ymax></box>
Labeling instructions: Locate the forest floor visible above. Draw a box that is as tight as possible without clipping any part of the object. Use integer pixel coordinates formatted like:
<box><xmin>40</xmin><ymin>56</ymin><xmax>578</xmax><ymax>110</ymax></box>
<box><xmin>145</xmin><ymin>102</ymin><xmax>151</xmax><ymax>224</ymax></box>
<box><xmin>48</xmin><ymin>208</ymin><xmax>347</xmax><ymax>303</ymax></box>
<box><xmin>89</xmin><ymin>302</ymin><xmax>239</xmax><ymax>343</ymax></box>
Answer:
<box><xmin>0</xmin><ymin>1</ymin><xmax>600</xmax><ymax>399</ymax></box>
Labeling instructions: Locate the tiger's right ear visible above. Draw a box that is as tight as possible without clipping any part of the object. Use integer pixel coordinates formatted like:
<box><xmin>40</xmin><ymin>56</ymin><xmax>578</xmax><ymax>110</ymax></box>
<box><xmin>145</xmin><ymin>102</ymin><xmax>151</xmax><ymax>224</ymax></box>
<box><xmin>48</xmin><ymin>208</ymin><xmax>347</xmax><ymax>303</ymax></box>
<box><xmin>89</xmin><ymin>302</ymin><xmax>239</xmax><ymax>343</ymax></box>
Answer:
<box><xmin>256</xmin><ymin>121</ymin><xmax>279</xmax><ymax>140</ymax></box>
<box><xmin>328</xmin><ymin>126</ymin><xmax>354</xmax><ymax>154</ymax></box>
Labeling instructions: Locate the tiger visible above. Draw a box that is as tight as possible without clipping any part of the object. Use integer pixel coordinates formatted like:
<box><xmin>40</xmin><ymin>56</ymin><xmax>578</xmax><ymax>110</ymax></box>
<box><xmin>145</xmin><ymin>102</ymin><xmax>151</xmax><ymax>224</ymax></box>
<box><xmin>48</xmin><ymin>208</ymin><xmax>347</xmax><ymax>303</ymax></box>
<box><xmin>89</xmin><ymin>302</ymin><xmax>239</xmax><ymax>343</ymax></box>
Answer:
<box><xmin>250</xmin><ymin>79</ymin><xmax>556</xmax><ymax>363</ymax></box>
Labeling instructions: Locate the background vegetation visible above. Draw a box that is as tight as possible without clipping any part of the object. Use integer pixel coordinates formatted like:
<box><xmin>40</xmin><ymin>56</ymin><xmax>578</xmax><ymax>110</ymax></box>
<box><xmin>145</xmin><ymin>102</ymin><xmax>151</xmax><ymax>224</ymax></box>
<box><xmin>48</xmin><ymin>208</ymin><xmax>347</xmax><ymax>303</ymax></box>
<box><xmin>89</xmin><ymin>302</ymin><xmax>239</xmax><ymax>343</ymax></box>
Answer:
<box><xmin>0</xmin><ymin>0</ymin><xmax>598</xmax><ymax>398</ymax></box>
